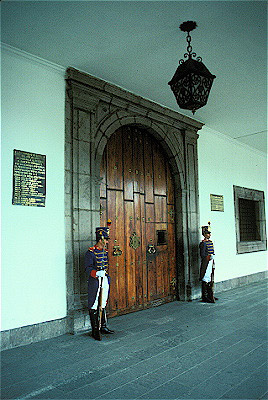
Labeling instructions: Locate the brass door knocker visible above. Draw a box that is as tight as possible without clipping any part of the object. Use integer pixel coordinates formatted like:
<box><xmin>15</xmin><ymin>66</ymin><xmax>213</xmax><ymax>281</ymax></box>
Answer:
<box><xmin>130</xmin><ymin>232</ymin><xmax>141</xmax><ymax>250</ymax></box>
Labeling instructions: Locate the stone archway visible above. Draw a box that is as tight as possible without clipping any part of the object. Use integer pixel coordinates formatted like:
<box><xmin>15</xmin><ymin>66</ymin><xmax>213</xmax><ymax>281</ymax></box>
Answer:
<box><xmin>65</xmin><ymin>67</ymin><xmax>203</xmax><ymax>333</ymax></box>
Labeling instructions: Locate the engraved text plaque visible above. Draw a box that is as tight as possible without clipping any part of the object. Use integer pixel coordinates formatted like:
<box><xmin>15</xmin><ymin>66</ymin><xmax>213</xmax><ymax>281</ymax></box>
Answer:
<box><xmin>12</xmin><ymin>150</ymin><xmax>46</xmax><ymax>207</ymax></box>
<box><xmin>210</xmin><ymin>194</ymin><xmax>224</xmax><ymax>212</ymax></box>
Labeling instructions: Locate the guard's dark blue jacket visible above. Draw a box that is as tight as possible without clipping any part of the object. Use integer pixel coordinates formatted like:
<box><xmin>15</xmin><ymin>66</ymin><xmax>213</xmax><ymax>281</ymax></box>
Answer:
<box><xmin>199</xmin><ymin>239</ymin><xmax>215</xmax><ymax>281</ymax></box>
<box><xmin>85</xmin><ymin>245</ymin><xmax>110</xmax><ymax>309</ymax></box>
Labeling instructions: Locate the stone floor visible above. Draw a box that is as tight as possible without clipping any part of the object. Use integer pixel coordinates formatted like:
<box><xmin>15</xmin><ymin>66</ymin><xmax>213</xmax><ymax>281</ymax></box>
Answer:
<box><xmin>1</xmin><ymin>280</ymin><xmax>268</xmax><ymax>400</ymax></box>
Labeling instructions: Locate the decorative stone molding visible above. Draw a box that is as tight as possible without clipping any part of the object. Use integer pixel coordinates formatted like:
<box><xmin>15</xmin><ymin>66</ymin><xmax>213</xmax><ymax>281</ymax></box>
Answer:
<box><xmin>2</xmin><ymin>42</ymin><xmax>65</xmax><ymax>75</ymax></box>
<box><xmin>65</xmin><ymin>67</ymin><xmax>204</xmax><ymax>331</ymax></box>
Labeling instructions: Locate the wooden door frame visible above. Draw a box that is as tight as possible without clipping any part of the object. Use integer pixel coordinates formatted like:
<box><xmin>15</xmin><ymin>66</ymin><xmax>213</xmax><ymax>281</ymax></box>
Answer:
<box><xmin>65</xmin><ymin>67</ymin><xmax>204</xmax><ymax>333</ymax></box>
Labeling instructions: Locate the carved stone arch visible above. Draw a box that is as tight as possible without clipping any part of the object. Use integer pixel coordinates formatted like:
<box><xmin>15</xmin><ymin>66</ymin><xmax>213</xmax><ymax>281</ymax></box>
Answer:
<box><xmin>95</xmin><ymin>112</ymin><xmax>185</xmax><ymax>191</ymax></box>
<box><xmin>65</xmin><ymin>67</ymin><xmax>204</xmax><ymax>333</ymax></box>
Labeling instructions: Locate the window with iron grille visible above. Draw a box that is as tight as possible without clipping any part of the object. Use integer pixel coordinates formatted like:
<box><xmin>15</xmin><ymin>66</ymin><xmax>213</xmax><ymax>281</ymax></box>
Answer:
<box><xmin>234</xmin><ymin>186</ymin><xmax>266</xmax><ymax>253</ymax></box>
<box><xmin>238</xmin><ymin>198</ymin><xmax>261</xmax><ymax>241</ymax></box>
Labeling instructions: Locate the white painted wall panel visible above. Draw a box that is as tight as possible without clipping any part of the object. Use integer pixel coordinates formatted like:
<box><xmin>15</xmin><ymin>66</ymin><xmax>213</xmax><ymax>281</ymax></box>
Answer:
<box><xmin>1</xmin><ymin>48</ymin><xmax>66</xmax><ymax>330</ymax></box>
<box><xmin>198</xmin><ymin>126</ymin><xmax>267</xmax><ymax>283</ymax></box>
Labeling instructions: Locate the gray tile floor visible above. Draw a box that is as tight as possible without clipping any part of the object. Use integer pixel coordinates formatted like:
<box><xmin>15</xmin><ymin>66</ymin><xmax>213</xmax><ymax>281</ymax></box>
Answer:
<box><xmin>1</xmin><ymin>280</ymin><xmax>267</xmax><ymax>399</ymax></box>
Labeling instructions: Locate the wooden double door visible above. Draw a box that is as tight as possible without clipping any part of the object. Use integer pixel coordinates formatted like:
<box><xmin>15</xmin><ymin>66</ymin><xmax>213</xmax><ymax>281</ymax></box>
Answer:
<box><xmin>100</xmin><ymin>126</ymin><xmax>177</xmax><ymax>316</ymax></box>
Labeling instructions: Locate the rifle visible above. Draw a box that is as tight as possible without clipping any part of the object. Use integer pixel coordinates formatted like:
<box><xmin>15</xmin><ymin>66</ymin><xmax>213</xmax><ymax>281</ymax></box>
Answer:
<box><xmin>97</xmin><ymin>276</ymin><xmax>103</xmax><ymax>335</ymax></box>
<box><xmin>210</xmin><ymin>259</ymin><xmax>215</xmax><ymax>302</ymax></box>
<box><xmin>96</xmin><ymin>245</ymin><xmax>106</xmax><ymax>340</ymax></box>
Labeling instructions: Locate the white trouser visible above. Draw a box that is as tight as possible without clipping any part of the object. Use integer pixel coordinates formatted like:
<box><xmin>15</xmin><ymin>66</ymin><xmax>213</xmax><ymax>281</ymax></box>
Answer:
<box><xmin>91</xmin><ymin>276</ymin><xmax>109</xmax><ymax>310</ymax></box>
<box><xmin>202</xmin><ymin>259</ymin><xmax>215</xmax><ymax>283</ymax></box>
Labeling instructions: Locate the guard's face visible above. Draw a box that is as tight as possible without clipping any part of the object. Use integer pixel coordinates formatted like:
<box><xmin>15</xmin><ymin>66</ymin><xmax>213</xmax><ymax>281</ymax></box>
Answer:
<box><xmin>204</xmin><ymin>233</ymin><xmax>211</xmax><ymax>239</ymax></box>
<box><xmin>97</xmin><ymin>238</ymin><xmax>109</xmax><ymax>248</ymax></box>
<box><xmin>101</xmin><ymin>238</ymin><xmax>109</xmax><ymax>248</ymax></box>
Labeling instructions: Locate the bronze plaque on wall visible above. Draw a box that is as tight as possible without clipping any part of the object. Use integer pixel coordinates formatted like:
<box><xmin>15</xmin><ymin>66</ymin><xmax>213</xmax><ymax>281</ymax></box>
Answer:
<box><xmin>12</xmin><ymin>150</ymin><xmax>46</xmax><ymax>207</ymax></box>
<box><xmin>210</xmin><ymin>194</ymin><xmax>224</xmax><ymax>212</ymax></box>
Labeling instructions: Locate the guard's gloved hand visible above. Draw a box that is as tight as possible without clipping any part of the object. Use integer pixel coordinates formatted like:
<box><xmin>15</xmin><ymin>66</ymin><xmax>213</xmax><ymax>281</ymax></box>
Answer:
<box><xmin>210</xmin><ymin>254</ymin><xmax>214</xmax><ymax>260</ymax></box>
<box><xmin>96</xmin><ymin>270</ymin><xmax>106</xmax><ymax>278</ymax></box>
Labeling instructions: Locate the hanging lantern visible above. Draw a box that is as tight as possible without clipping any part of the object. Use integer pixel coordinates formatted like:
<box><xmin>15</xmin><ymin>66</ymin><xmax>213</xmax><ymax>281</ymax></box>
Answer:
<box><xmin>168</xmin><ymin>21</ymin><xmax>216</xmax><ymax>114</ymax></box>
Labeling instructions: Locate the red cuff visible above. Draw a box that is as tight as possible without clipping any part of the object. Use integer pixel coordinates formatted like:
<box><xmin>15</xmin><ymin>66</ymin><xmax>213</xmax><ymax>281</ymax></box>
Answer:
<box><xmin>90</xmin><ymin>270</ymin><xmax>97</xmax><ymax>278</ymax></box>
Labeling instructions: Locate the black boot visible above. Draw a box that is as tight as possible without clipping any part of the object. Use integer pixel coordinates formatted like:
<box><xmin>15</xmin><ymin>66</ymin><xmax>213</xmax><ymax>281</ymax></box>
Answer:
<box><xmin>89</xmin><ymin>309</ymin><xmax>102</xmax><ymax>341</ymax></box>
<box><xmin>207</xmin><ymin>283</ymin><xmax>216</xmax><ymax>303</ymax></box>
<box><xmin>201</xmin><ymin>281</ymin><xmax>209</xmax><ymax>302</ymax></box>
<box><xmin>101</xmin><ymin>309</ymin><xmax>114</xmax><ymax>334</ymax></box>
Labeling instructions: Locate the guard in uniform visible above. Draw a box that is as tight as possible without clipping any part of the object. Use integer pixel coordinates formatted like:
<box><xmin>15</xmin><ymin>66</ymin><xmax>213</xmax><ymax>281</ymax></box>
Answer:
<box><xmin>199</xmin><ymin>223</ymin><xmax>216</xmax><ymax>303</ymax></box>
<box><xmin>85</xmin><ymin>226</ymin><xmax>114</xmax><ymax>340</ymax></box>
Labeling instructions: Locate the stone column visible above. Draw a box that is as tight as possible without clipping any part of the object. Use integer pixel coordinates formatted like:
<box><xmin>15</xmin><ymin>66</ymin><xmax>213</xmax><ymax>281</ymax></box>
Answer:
<box><xmin>181</xmin><ymin>128</ymin><xmax>201</xmax><ymax>300</ymax></box>
<box><xmin>65</xmin><ymin>79</ymin><xmax>102</xmax><ymax>332</ymax></box>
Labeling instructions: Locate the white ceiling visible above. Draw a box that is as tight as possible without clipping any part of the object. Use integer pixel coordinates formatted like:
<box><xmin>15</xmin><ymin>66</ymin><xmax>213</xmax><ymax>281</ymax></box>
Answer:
<box><xmin>1</xmin><ymin>0</ymin><xmax>267</xmax><ymax>153</ymax></box>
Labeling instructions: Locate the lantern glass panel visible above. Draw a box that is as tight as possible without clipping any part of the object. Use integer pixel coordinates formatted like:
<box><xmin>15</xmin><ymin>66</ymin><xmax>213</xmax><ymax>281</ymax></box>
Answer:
<box><xmin>171</xmin><ymin>73</ymin><xmax>213</xmax><ymax>112</ymax></box>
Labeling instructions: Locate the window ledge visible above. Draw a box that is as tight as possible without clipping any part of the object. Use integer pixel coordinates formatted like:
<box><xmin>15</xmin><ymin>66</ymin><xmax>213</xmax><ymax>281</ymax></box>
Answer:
<box><xmin>237</xmin><ymin>240</ymin><xmax>267</xmax><ymax>254</ymax></box>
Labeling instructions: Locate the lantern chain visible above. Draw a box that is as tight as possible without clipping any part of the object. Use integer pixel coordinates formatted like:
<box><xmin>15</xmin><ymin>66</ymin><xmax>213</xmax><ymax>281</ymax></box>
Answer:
<box><xmin>179</xmin><ymin>28</ymin><xmax>203</xmax><ymax>64</ymax></box>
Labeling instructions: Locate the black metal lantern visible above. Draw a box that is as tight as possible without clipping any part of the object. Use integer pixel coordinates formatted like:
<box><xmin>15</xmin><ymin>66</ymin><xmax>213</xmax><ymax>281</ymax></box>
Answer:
<box><xmin>168</xmin><ymin>21</ymin><xmax>216</xmax><ymax>114</ymax></box>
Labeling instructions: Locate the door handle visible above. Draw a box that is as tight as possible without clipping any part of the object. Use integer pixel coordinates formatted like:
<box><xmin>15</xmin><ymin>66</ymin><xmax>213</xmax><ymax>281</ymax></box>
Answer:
<box><xmin>113</xmin><ymin>245</ymin><xmax>123</xmax><ymax>256</ymax></box>
<box><xmin>147</xmin><ymin>244</ymin><xmax>156</xmax><ymax>254</ymax></box>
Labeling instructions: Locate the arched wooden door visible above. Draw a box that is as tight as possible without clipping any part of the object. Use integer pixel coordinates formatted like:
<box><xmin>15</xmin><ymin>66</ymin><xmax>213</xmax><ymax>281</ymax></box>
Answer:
<box><xmin>100</xmin><ymin>126</ymin><xmax>177</xmax><ymax>316</ymax></box>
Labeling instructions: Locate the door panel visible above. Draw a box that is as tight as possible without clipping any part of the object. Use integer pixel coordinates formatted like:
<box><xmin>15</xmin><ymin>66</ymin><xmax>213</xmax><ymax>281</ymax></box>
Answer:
<box><xmin>167</xmin><ymin>164</ymin><xmax>175</xmax><ymax>205</ymax></box>
<box><xmin>123</xmin><ymin>131</ymin><xmax>134</xmax><ymax>201</ymax></box>
<box><xmin>107</xmin><ymin>130</ymin><xmax>123</xmax><ymax>190</ymax></box>
<box><xmin>100</xmin><ymin>150</ymin><xmax>107</xmax><ymax>198</ymax></box>
<box><xmin>134</xmin><ymin>193</ymin><xmax>145</xmax><ymax>308</ymax></box>
<box><xmin>144</xmin><ymin>134</ymin><xmax>154</xmax><ymax>204</ymax></box>
<box><xmin>124</xmin><ymin>200</ymin><xmax>136</xmax><ymax>309</ymax></box>
<box><xmin>153</xmin><ymin>142</ymin><xmax>166</xmax><ymax>196</ymax></box>
<box><xmin>100</xmin><ymin>126</ymin><xmax>177</xmax><ymax>315</ymax></box>
<box><xmin>135</xmin><ymin>132</ymin><xmax>145</xmax><ymax>194</ymax></box>
<box><xmin>154</xmin><ymin>196</ymin><xmax>167</xmax><ymax>223</ymax></box>
<box><xmin>145</xmin><ymin>203</ymin><xmax>155</xmax><ymax>223</ymax></box>
<box><xmin>107</xmin><ymin>190</ymin><xmax>126</xmax><ymax>312</ymax></box>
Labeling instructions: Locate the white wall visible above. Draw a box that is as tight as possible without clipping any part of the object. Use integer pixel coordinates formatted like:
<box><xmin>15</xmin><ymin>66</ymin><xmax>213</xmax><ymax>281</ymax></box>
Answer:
<box><xmin>1</xmin><ymin>46</ymin><xmax>66</xmax><ymax>331</ymax></box>
<box><xmin>198</xmin><ymin>126</ymin><xmax>267</xmax><ymax>283</ymax></box>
